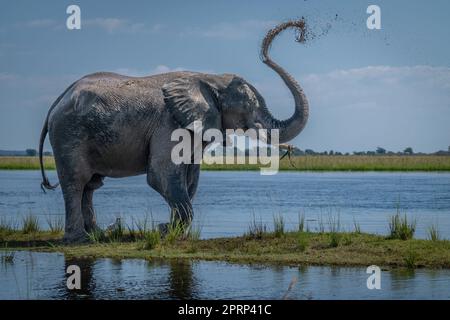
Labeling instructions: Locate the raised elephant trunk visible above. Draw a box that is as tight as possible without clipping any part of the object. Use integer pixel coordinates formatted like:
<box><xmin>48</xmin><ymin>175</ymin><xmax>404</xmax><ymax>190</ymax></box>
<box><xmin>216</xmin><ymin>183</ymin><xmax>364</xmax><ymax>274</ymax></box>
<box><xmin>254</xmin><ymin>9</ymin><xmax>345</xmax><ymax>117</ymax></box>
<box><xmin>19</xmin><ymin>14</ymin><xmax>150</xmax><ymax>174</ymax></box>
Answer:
<box><xmin>258</xmin><ymin>19</ymin><xmax>310</xmax><ymax>143</ymax></box>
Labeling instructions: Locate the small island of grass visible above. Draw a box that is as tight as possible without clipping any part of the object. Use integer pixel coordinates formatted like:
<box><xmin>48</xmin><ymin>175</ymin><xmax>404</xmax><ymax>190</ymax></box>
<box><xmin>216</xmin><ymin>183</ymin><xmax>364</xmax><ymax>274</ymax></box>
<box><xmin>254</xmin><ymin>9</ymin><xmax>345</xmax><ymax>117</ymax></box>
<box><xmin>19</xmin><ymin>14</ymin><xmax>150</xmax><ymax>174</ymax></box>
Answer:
<box><xmin>1</xmin><ymin>214</ymin><xmax>449</xmax><ymax>269</ymax></box>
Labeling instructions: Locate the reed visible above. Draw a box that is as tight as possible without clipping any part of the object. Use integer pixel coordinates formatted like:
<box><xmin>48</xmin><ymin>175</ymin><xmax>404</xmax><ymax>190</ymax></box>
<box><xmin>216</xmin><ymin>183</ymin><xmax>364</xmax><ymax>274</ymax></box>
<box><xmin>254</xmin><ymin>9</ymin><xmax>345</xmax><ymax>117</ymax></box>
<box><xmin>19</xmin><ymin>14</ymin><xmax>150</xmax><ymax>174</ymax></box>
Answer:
<box><xmin>143</xmin><ymin>230</ymin><xmax>160</xmax><ymax>250</ymax></box>
<box><xmin>246</xmin><ymin>214</ymin><xmax>267</xmax><ymax>240</ymax></box>
<box><xmin>22</xmin><ymin>214</ymin><xmax>40</xmax><ymax>234</ymax></box>
<box><xmin>273</xmin><ymin>214</ymin><xmax>285</xmax><ymax>238</ymax></box>
<box><xmin>298</xmin><ymin>212</ymin><xmax>305</xmax><ymax>232</ymax></box>
<box><xmin>388</xmin><ymin>210</ymin><xmax>416</xmax><ymax>240</ymax></box>
<box><xmin>427</xmin><ymin>224</ymin><xmax>441</xmax><ymax>241</ymax></box>
<box><xmin>46</xmin><ymin>216</ymin><xmax>64</xmax><ymax>234</ymax></box>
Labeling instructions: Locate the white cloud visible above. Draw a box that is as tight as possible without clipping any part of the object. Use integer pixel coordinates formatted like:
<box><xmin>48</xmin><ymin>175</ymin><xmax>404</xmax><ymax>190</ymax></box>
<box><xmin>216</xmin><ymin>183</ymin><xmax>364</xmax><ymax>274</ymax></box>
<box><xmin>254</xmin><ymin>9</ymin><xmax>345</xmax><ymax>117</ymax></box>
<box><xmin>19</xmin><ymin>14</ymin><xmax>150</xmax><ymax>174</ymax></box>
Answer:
<box><xmin>13</xmin><ymin>18</ymin><xmax>163</xmax><ymax>34</ymax></box>
<box><xmin>182</xmin><ymin>20</ymin><xmax>277</xmax><ymax>40</ymax></box>
<box><xmin>82</xmin><ymin>18</ymin><xmax>164</xmax><ymax>34</ymax></box>
<box><xmin>113</xmin><ymin>65</ymin><xmax>187</xmax><ymax>77</ymax></box>
<box><xmin>114</xmin><ymin>65</ymin><xmax>216</xmax><ymax>77</ymax></box>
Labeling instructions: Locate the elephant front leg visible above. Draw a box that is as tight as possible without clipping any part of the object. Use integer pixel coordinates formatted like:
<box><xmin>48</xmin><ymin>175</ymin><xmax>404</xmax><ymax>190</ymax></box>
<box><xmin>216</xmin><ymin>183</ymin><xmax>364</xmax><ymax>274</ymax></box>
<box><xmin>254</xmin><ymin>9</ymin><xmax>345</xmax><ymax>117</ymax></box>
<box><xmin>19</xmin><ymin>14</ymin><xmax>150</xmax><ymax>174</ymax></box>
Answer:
<box><xmin>147</xmin><ymin>162</ymin><xmax>194</xmax><ymax>236</ymax></box>
<box><xmin>187</xmin><ymin>164</ymin><xmax>200</xmax><ymax>201</ymax></box>
<box><xmin>81</xmin><ymin>188</ymin><xmax>97</xmax><ymax>233</ymax></box>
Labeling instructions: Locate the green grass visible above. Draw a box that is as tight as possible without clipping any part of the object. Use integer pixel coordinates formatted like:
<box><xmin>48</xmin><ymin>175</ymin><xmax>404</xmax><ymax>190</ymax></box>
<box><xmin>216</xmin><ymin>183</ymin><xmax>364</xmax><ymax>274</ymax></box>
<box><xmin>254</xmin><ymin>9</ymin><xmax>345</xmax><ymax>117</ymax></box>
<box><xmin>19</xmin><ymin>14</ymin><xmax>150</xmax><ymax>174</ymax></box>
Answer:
<box><xmin>142</xmin><ymin>230</ymin><xmax>160</xmax><ymax>250</ymax></box>
<box><xmin>46</xmin><ymin>216</ymin><xmax>64</xmax><ymax>234</ymax></box>
<box><xmin>87</xmin><ymin>228</ymin><xmax>106</xmax><ymax>243</ymax></box>
<box><xmin>107</xmin><ymin>219</ymin><xmax>125</xmax><ymax>242</ymax></box>
<box><xmin>296</xmin><ymin>231</ymin><xmax>308</xmax><ymax>252</ymax></box>
<box><xmin>0</xmin><ymin>217</ymin><xmax>17</xmax><ymax>234</ymax></box>
<box><xmin>404</xmin><ymin>246</ymin><xmax>418</xmax><ymax>269</ymax></box>
<box><xmin>1</xmin><ymin>230</ymin><xmax>449</xmax><ymax>268</ymax></box>
<box><xmin>22</xmin><ymin>214</ymin><xmax>40</xmax><ymax>234</ymax></box>
<box><xmin>246</xmin><ymin>214</ymin><xmax>267</xmax><ymax>240</ymax></box>
<box><xmin>273</xmin><ymin>214</ymin><xmax>285</xmax><ymax>238</ymax></box>
<box><xmin>2</xmin><ymin>155</ymin><xmax>450</xmax><ymax>171</ymax></box>
<box><xmin>353</xmin><ymin>217</ymin><xmax>362</xmax><ymax>234</ymax></box>
<box><xmin>201</xmin><ymin>155</ymin><xmax>450</xmax><ymax>171</ymax></box>
<box><xmin>0</xmin><ymin>156</ymin><xmax>55</xmax><ymax>170</ymax></box>
<box><xmin>0</xmin><ymin>211</ymin><xmax>448</xmax><ymax>269</ymax></box>
<box><xmin>388</xmin><ymin>211</ymin><xmax>416</xmax><ymax>240</ymax></box>
<box><xmin>165</xmin><ymin>220</ymin><xmax>187</xmax><ymax>244</ymax></box>
<box><xmin>428</xmin><ymin>224</ymin><xmax>441</xmax><ymax>241</ymax></box>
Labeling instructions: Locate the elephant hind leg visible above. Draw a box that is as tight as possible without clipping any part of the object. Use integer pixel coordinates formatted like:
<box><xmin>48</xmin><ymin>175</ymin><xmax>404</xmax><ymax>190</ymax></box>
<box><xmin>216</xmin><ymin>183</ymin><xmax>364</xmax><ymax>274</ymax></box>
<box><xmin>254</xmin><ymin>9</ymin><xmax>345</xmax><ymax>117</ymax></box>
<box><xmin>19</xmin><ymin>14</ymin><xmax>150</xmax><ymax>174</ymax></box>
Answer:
<box><xmin>82</xmin><ymin>174</ymin><xmax>104</xmax><ymax>233</ymax></box>
<box><xmin>59</xmin><ymin>175</ymin><xmax>91</xmax><ymax>243</ymax></box>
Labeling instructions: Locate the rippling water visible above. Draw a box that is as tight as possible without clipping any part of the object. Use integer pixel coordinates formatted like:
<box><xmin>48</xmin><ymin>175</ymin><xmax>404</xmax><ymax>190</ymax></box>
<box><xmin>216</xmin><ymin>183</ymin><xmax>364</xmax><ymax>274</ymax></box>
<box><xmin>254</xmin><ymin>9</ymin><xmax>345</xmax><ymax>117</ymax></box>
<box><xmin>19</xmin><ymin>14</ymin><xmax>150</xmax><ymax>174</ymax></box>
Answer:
<box><xmin>0</xmin><ymin>170</ymin><xmax>449</xmax><ymax>238</ymax></box>
<box><xmin>1</xmin><ymin>251</ymin><xmax>449</xmax><ymax>300</ymax></box>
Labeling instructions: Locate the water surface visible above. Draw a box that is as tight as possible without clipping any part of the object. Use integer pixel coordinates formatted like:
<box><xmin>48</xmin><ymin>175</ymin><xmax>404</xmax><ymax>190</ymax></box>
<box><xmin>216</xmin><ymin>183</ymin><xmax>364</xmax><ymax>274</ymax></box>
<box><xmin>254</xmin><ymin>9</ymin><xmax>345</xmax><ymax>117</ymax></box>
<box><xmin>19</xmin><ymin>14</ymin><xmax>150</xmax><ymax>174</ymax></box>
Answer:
<box><xmin>0</xmin><ymin>170</ymin><xmax>449</xmax><ymax>238</ymax></box>
<box><xmin>1</xmin><ymin>251</ymin><xmax>449</xmax><ymax>300</ymax></box>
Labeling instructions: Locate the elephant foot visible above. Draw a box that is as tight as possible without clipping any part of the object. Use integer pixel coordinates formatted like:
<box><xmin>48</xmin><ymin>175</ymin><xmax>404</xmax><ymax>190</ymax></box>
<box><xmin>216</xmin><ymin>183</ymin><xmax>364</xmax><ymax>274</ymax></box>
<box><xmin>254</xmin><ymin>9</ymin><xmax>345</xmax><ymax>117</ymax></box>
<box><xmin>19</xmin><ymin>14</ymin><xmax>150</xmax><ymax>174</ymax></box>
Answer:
<box><xmin>62</xmin><ymin>230</ymin><xmax>89</xmax><ymax>244</ymax></box>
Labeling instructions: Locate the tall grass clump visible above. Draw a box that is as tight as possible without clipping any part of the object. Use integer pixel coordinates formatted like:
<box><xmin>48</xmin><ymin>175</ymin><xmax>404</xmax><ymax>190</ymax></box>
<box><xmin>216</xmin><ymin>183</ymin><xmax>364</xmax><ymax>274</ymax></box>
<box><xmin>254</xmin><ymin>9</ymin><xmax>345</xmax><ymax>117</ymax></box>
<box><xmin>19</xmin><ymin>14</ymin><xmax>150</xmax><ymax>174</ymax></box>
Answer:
<box><xmin>143</xmin><ymin>230</ymin><xmax>160</xmax><ymax>250</ymax></box>
<box><xmin>273</xmin><ymin>214</ymin><xmax>285</xmax><ymax>238</ymax></box>
<box><xmin>107</xmin><ymin>218</ymin><xmax>125</xmax><ymax>242</ymax></box>
<box><xmin>246</xmin><ymin>214</ymin><xmax>267</xmax><ymax>240</ymax></box>
<box><xmin>165</xmin><ymin>220</ymin><xmax>186</xmax><ymax>244</ymax></box>
<box><xmin>427</xmin><ymin>224</ymin><xmax>440</xmax><ymax>241</ymax></box>
<box><xmin>132</xmin><ymin>214</ymin><xmax>155</xmax><ymax>239</ymax></box>
<box><xmin>0</xmin><ymin>218</ymin><xmax>16</xmax><ymax>235</ymax></box>
<box><xmin>188</xmin><ymin>224</ymin><xmax>202</xmax><ymax>242</ymax></box>
<box><xmin>388</xmin><ymin>210</ymin><xmax>416</xmax><ymax>240</ymax></box>
<box><xmin>87</xmin><ymin>228</ymin><xmax>105</xmax><ymax>243</ymax></box>
<box><xmin>22</xmin><ymin>214</ymin><xmax>40</xmax><ymax>234</ymax></box>
<box><xmin>46</xmin><ymin>216</ymin><xmax>64</xmax><ymax>234</ymax></box>
<box><xmin>328</xmin><ymin>212</ymin><xmax>341</xmax><ymax>248</ymax></box>
<box><xmin>318</xmin><ymin>214</ymin><xmax>325</xmax><ymax>233</ymax></box>
<box><xmin>353</xmin><ymin>217</ymin><xmax>361</xmax><ymax>234</ymax></box>
<box><xmin>298</xmin><ymin>212</ymin><xmax>305</xmax><ymax>232</ymax></box>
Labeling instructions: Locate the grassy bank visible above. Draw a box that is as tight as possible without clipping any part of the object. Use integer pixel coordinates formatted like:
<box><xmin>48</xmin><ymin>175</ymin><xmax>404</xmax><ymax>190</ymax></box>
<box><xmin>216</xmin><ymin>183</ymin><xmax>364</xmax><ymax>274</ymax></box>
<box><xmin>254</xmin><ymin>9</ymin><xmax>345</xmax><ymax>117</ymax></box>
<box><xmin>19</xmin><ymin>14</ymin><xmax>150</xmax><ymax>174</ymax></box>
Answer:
<box><xmin>1</xmin><ymin>155</ymin><xmax>450</xmax><ymax>171</ymax></box>
<box><xmin>0</xmin><ymin>156</ymin><xmax>55</xmax><ymax>170</ymax></box>
<box><xmin>203</xmin><ymin>155</ymin><xmax>450</xmax><ymax>171</ymax></box>
<box><xmin>1</xmin><ymin>224</ymin><xmax>449</xmax><ymax>269</ymax></box>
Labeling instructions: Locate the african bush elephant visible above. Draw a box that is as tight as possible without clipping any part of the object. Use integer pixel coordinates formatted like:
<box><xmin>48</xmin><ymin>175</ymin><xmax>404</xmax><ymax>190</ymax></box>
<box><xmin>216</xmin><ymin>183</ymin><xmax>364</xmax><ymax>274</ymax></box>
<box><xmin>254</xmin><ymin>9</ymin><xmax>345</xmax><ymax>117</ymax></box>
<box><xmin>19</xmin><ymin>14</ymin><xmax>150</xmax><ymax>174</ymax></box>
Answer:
<box><xmin>39</xmin><ymin>20</ymin><xmax>310</xmax><ymax>243</ymax></box>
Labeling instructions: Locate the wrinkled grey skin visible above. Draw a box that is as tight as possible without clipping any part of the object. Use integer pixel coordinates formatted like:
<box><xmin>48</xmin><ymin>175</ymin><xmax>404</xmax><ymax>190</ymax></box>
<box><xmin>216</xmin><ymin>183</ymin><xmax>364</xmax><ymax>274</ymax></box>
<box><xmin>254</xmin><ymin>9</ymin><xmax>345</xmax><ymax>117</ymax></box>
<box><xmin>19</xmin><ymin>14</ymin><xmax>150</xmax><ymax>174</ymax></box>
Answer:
<box><xmin>39</xmin><ymin>20</ymin><xmax>310</xmax><ymax>243</ymax></box>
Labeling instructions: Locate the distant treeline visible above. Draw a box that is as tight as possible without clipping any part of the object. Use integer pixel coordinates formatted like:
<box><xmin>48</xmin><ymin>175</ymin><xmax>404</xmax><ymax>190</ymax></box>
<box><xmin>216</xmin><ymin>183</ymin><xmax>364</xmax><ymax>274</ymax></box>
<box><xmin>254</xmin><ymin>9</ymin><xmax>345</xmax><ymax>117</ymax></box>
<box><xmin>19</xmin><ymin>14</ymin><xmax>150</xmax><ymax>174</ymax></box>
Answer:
<box><xmin>0</xmin><ymin>149</ymin><xmax>52</xmax><ymax>157</ymax></box>
<box><xmin>1</xmin><ymin>146</ymin><xmax>450</xmax><ymax>157</ymax></box>
<box><xmin>246</xmin><ymin>146</ymin><xmax>450</xmax><ymax>156</ymax></box>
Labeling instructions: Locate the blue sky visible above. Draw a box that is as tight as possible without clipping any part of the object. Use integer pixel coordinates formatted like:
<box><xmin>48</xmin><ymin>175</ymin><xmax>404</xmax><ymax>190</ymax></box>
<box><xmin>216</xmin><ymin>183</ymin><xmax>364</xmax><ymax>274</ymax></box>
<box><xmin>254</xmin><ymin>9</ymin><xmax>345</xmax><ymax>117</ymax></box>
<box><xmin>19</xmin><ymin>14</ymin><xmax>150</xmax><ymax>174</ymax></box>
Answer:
<box><xmin>1</xmin><ymin>0</ymin><xmax>449</xmax><ymax>153</ymax></box>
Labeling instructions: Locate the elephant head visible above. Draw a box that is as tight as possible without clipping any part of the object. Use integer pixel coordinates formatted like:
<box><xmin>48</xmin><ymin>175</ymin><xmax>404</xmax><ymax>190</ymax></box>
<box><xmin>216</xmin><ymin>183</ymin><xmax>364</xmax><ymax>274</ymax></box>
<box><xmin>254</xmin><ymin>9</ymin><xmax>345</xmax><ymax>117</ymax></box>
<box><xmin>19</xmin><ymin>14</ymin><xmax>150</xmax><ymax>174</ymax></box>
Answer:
<box><xmin>163</xmin><ymin>19</ymin><xmax>309</xmax><ymax>144</ymax></box>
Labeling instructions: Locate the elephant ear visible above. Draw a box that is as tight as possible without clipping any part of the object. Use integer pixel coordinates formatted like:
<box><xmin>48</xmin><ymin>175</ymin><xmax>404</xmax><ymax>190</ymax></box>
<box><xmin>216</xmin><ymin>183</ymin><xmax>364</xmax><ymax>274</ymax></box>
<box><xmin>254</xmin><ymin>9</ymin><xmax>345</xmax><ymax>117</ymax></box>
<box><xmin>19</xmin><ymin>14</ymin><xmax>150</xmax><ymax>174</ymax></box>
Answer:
<box><xmin>163</xmin><ymin>76</ymin><xmax>221</xmax><ymax>132</ymax></box>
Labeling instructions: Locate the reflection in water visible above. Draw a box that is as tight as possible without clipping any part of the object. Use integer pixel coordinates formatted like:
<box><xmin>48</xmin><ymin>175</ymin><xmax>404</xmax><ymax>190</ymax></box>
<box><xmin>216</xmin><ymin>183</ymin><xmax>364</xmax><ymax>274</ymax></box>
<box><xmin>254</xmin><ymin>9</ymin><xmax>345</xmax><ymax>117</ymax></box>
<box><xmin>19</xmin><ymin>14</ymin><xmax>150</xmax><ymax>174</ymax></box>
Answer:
<box><xmin>389</xmin><ymin>269</ymin><xmax>416</xmax><ymax>293</ymax></box>
<box><xmin>1</xmin><ymin>251</ymin><xmax>450</xmax><ymax>300</ymax></box>
<box><xmin>63</xmin><ymin>258</ymin><xmax>96</xmax><ymax>299</ymax></box>
<box><xmin>167</xmin><ymin>259</ymin><xmax>196</xmax><ymax>299</ymax></box>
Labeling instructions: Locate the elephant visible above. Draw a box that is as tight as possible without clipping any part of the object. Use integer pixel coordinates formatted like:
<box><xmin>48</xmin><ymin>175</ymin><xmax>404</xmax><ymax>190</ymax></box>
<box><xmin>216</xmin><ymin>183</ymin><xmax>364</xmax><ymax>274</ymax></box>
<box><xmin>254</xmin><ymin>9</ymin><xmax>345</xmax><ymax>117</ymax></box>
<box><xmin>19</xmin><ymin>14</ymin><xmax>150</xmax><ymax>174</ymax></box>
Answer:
<box><xmin>39</xmin><ymin>20</ymin><xmax>310</xmax><ymax>243</ymax></box>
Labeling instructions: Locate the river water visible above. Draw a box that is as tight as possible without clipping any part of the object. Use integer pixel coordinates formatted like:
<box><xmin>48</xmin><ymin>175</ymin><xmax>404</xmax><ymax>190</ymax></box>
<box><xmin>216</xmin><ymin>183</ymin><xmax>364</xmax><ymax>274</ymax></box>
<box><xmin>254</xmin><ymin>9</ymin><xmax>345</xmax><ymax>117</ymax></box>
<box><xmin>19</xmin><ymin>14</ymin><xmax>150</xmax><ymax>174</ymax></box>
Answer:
<box><xmin>0</xmin><ymin>170</ymin><xmax>449</xmax><ymax>238</ymax></box>
<box><xmin>1</xmin><ymin>170</ymin><xmax>449</xmax><ymax>299</ymax></box>
<box><xmin>0</xmin><ymin>251</ymin><xmax>449</xmax><ymax>299</ymax></box>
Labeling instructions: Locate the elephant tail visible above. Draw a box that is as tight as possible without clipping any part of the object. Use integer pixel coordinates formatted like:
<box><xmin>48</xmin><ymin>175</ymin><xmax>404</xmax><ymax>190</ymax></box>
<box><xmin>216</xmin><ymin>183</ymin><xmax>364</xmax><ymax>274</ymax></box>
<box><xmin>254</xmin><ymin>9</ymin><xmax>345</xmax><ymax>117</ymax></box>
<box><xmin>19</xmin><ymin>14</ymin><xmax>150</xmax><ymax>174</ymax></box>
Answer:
<box><xmin>39</xmin><ymin>81</ymin><xmax>77</xmax><ymax>192</ymax></box>
<box><xmin>39</xmin><ymin>120</ymin><xmax>58</xmax><ymax>192</ymax></box>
